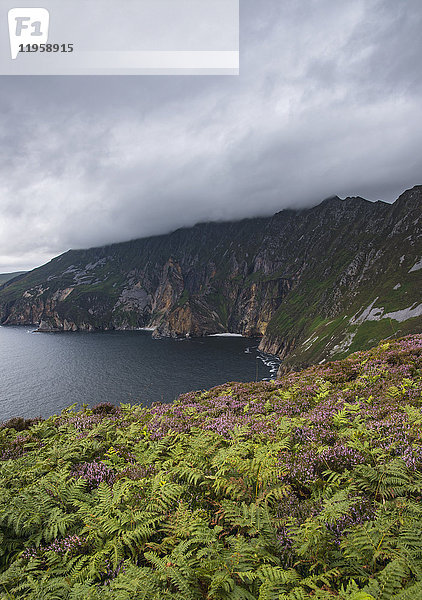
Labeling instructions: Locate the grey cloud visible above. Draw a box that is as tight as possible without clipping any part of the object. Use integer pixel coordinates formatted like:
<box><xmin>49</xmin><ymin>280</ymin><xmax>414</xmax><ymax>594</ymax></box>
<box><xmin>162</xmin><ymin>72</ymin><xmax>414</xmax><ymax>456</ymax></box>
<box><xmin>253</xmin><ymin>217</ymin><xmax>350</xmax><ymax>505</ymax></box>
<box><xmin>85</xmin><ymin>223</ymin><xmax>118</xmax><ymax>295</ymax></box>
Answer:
<box><xmin>0</xmin><ymin>0</ymin><xmax>421</xmax><ymax>271</ymax></box>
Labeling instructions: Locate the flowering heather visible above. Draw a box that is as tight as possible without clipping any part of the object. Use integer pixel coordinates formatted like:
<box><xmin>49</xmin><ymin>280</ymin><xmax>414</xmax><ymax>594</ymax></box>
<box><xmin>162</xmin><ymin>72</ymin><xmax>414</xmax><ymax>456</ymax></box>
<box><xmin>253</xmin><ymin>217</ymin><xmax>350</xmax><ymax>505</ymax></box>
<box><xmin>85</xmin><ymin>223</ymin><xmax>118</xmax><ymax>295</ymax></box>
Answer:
<box><xmin>0</xmin><ymin>434</ymin><xmax>31</xmax><ymax>461</ymax></box>
<box><xmin>22</xmin><ymin>534</ymin><xmax>88</xmax><ymax>560</ymax></box>
<box><xmin>0</xmin><ymin>433</ymin><xmax>45</xmax><ymax>461</ymax></box>
<box><xmin>70</xmin><ymin>461</ymin><xmax>116</xmax><ymax>490</ymax></box>
<box><xmin>0</xmin><ymin>334</ymin><xmax>422</xmax><ymax>599</ymax></box>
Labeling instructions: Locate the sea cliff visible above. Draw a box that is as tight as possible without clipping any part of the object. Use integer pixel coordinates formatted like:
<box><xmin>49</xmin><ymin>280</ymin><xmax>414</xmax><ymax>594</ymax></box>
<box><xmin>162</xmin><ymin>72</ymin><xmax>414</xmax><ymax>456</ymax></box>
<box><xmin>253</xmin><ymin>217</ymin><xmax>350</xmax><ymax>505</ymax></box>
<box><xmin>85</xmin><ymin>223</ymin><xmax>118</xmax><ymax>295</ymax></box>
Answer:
<box><xmin>0</xmin><ymin>186</ymin><xmax>421</xmax><ymax>368</ymax></box>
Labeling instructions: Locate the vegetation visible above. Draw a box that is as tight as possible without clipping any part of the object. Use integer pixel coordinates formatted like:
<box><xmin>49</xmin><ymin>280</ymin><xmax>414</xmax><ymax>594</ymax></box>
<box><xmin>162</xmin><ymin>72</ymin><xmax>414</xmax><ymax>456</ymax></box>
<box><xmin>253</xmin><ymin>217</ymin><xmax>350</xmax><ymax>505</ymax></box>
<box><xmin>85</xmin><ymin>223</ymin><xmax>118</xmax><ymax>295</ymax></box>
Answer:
<box><xmin>0</xmin><ymin>272</ymin><xmax>26</xmax><ymax>286</ymax></box>
<box><xmin>178</xmin><ymin>290</ymin><xmax>190</xmax><ymax>307</ymax></box>
<box><xmin>1</xmin><ymin>334</ymin><xmax>422</xmax><ymax>599</ymax></box>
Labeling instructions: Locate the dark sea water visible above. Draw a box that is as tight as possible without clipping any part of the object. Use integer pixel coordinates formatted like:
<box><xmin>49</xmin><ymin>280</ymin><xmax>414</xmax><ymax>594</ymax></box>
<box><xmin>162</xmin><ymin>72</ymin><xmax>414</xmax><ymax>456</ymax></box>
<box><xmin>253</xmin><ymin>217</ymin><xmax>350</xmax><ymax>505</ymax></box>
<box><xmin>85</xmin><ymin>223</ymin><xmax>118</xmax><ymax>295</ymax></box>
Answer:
<box><xmin>0</xmin><ymin>326</ymin><xmax>280</xmax><ymax>421</ymax></box>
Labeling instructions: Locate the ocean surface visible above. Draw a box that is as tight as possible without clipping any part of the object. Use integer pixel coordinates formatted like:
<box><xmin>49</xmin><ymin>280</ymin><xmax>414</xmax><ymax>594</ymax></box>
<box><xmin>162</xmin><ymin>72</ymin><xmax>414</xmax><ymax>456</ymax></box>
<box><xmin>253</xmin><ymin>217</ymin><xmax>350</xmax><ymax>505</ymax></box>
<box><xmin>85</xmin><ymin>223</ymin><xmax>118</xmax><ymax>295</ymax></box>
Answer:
<box><xmin>0</xmin><ymin>326</ymin><xmax>280</xmax><ymax>421</ymax></box>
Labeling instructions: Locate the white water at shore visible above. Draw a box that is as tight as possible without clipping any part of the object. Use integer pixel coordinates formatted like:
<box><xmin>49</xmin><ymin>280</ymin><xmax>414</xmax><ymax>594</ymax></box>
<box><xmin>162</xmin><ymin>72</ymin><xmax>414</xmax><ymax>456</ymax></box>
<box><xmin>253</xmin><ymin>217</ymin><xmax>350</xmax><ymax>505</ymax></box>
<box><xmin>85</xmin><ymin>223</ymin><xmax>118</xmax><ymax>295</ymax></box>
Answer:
<box><xmin>208</xmin><ymin>333</ymin><xmax>244</xmax><ymax>337</ymax></box>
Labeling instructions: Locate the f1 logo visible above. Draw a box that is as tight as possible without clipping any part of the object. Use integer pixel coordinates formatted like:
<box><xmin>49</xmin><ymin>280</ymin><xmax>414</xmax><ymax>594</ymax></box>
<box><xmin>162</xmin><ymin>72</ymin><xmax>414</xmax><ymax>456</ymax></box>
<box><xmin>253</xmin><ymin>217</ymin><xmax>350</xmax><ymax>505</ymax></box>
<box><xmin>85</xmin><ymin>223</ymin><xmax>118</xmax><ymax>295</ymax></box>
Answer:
<box><xmin>8</xmin><ymin>8</ymin><xmax>50</xmax><ymax>59</ymax></box>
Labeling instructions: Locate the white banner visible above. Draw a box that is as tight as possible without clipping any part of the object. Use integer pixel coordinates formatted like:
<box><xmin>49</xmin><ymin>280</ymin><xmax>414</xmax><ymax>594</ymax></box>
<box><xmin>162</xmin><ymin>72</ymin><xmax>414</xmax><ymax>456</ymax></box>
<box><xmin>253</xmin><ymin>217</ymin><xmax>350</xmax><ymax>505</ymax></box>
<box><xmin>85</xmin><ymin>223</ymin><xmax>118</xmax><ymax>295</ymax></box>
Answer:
<box><xmin>0</xmin><ymin>0</ymin><xmax>239</xmax><ymax>75</ymax></box>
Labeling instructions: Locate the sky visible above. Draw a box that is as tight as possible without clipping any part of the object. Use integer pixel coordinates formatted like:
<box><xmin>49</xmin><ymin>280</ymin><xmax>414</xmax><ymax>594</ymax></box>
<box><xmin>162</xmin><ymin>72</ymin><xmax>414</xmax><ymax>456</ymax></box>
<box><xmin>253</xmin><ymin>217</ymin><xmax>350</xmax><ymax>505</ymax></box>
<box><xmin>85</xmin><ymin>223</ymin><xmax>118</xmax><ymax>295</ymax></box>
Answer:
<box><xmin>0</xmin><ymin>0</ymin><xmax>421</xmax><ymax>273</ymax></box>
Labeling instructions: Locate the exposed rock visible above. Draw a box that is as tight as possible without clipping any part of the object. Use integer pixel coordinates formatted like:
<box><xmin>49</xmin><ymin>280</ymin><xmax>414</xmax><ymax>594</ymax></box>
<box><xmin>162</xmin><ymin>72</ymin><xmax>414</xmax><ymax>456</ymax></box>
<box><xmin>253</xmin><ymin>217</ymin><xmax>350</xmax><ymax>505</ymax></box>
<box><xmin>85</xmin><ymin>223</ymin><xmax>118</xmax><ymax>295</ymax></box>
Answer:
<box><xmin>409</xmin><ymin>258</ymin><xmax>422</xmax><ymax>273</ymax></box>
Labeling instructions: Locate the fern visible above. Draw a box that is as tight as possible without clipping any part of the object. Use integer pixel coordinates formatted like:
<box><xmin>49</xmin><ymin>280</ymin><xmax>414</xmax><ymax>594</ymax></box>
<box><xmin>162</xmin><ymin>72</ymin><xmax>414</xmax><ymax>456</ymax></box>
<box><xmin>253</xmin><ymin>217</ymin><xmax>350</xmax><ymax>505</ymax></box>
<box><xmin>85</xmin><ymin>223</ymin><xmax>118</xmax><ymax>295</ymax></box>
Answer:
<box><xmin>1</xmin><ymin>335</ymin><xmax>422</xmax><ymax>598</ymax></box>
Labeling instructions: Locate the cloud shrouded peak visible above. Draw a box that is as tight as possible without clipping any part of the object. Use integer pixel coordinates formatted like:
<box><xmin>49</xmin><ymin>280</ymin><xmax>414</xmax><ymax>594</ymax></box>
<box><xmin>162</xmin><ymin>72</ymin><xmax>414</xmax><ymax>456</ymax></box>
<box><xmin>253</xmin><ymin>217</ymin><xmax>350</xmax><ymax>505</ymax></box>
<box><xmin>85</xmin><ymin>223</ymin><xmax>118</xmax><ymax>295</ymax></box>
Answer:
<box><xmin>0</xmin><ymin>0</ymin><xmax>421</xmax><ymax>272</ymax></box>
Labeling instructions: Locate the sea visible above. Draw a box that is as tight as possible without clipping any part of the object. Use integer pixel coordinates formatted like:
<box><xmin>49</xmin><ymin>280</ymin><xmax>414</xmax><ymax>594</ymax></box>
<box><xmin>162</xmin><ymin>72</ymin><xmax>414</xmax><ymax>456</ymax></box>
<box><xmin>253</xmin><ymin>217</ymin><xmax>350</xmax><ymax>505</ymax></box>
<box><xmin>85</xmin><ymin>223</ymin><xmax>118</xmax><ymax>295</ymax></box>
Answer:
<box><xmin>0</xmin><ymin>326</ymin><xmax>280</xmax><ymax>421</ymax></box>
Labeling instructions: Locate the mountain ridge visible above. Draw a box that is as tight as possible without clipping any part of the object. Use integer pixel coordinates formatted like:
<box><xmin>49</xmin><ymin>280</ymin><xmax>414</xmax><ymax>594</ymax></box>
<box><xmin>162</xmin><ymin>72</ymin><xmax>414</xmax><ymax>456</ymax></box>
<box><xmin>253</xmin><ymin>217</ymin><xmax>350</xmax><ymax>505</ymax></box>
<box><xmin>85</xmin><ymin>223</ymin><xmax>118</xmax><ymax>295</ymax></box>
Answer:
<box><xmin>0</xmin><ymin>186</ymin><xmax>421</xmax><ymax>370</ymax></box>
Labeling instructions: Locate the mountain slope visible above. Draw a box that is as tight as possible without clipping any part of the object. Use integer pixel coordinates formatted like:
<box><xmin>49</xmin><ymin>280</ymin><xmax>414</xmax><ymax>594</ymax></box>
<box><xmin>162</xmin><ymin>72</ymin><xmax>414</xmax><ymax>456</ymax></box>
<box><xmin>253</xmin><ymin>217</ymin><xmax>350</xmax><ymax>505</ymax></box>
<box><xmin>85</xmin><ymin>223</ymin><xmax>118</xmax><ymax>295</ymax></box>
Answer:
<box><xmin>0</xmin><ymin>272</ymin><xmax>26</xmax><ymax>285</ymax></box>
<box><xmin>0</xmin><ymin>186</ymin><xmax>421</xmax><ymax>368</ymax></box>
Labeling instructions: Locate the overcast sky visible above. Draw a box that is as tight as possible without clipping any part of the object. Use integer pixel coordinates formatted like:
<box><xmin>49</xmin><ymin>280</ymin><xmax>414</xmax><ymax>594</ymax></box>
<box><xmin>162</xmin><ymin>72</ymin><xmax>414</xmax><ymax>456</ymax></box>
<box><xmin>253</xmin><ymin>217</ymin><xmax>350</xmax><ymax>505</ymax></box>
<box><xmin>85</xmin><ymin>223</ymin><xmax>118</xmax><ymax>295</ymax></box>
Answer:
<box><xmin>0</xmin><ymin>0</ymin><xmax>421</xmax><ymax>272</ymax></box>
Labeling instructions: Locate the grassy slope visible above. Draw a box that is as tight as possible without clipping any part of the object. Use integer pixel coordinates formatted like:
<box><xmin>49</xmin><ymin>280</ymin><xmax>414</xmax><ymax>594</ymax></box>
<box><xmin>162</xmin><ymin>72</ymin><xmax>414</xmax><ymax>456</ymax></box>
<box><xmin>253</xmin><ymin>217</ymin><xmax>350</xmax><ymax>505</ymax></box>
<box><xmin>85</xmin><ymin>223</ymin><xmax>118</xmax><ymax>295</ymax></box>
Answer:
<box><xmin>1</xmin><ymin>335</ymin><xmax>422</xmax><ymax>599</ymax></box>
<box><xmin>267</xmin><ymin>244</ymin><xmax>422</xmax><ymax>368</ymax></box>
<box><xmin>0</xmin><ymin>272</ymin><xmax>26</xmax><ymax>286</ymax></box>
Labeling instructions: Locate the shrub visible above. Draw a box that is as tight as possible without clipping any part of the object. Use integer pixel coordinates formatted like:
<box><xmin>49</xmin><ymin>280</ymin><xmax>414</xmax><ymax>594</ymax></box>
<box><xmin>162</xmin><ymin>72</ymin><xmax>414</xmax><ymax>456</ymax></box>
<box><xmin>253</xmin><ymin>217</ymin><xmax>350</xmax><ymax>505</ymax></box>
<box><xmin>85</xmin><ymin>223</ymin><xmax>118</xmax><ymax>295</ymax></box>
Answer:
<box><xmin>1</xmin><ymin>416</ymin><xmax>43</xmax><ymax>431</ymax></box>
<box><xmin>91</xmin><ymin>401</ymin><xmax>120</xmax><ymax>416</ymax></box>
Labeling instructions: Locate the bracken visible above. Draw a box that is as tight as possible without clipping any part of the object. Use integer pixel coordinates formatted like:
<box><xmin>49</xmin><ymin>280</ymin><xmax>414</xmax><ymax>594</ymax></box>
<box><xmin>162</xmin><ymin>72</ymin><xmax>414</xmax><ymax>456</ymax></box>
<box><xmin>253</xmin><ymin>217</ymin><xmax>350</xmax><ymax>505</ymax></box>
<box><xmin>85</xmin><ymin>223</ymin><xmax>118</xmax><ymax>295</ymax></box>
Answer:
<box><xmin>0</xmin><ymin>334</ymin><xmax>421</xmax><ymax>599</ymax></box>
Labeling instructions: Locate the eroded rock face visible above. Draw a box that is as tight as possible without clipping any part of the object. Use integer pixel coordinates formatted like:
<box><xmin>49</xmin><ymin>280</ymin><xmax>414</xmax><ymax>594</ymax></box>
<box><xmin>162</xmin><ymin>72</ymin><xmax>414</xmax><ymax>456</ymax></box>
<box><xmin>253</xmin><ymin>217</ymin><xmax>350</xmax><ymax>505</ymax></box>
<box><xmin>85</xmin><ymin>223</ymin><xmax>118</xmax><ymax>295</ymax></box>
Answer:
<box><xmin>36</xmin><ymin>317</ymin><xmax>92</xmax><ymax>332</ymax></box>
<box><xmin>1</xmin><ymin>186</ymin><xmax>421</xmax><ymax>366</ymax></box>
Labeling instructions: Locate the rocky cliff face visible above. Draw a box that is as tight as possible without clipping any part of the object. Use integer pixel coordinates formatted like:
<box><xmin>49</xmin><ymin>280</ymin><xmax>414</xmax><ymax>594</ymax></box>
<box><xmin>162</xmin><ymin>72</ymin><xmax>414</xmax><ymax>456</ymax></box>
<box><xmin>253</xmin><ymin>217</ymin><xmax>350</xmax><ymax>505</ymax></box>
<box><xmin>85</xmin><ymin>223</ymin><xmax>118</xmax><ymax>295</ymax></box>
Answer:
<box><xmin>1</xmin><ymin>186</ymin><xmax>421</xmax><ymax>368</ymax></box>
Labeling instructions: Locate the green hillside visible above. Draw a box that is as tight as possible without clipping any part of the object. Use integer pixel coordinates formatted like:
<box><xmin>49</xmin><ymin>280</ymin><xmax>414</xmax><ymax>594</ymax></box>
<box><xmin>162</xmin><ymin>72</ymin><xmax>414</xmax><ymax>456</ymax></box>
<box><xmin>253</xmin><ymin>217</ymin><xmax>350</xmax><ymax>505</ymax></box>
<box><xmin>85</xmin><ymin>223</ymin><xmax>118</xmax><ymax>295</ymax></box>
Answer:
<box><xmin>1</xmin><ymin>334</ymin><xmax>422</xmax><ymax>599</ymax></box>
<box><xmin>0</xmin><ymin>272</ymin><xmax>26</xmax><ymax>286</ymax></box>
